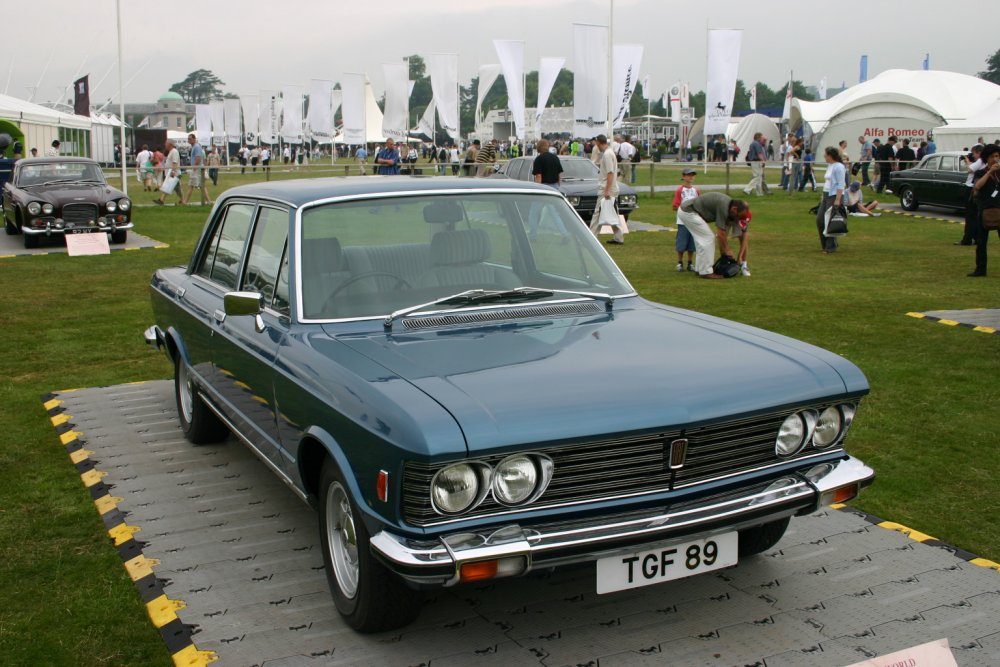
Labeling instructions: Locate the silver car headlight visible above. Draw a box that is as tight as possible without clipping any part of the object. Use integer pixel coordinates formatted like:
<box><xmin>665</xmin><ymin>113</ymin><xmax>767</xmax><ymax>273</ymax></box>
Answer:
<box><xmin>106</xmin><ymin>200</ymin><xmax>118</xmax><ymax>212</ymax></box>
<box><xmin>431</xmin><ymin>462</ymin><xmax>488</xmax><ymax>515</ymax></box>
<box><xmin>41</xmin><ymin>203</ymin><xmax>54</xmax><ymax>215</ymax></box>
<box><xmin>775</xmin><ymin>413</ymin><xmax>807</xmax><ymax>457</ymax></box>
<box><xmin>567</xmin><ymin>195</ymin><xmax>581</xmax><ymax>206</ymax></box>
<box><xmin>492</xmin><ymin>455</ymin><xmax>538</xmax><ymax>505</ymax></box>
<box><xmin>617</xmin><ymin>194</ymin><xmax>637</xmax><ymax>208</ymax></box>
<box><xmin>813</xmin><ymin>404</ymin><xmax>856</xmax><ymax>448</ymax></box>
<box><xmin>118</xmin><ymin>198</ymin><xmax>131</xmax><ymax>212</ymax></box>
<box><xmin>27</xmin><ymin>202</ymin><xmax>42</xmax><ymax>215</ymax></box>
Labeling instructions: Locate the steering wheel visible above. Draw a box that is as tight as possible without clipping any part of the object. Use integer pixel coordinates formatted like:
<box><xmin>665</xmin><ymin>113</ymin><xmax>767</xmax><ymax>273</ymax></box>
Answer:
<box><xmin>323</xmin><ymin>272</ymin><xmax>411</xmax><ymax>314</ymax></box>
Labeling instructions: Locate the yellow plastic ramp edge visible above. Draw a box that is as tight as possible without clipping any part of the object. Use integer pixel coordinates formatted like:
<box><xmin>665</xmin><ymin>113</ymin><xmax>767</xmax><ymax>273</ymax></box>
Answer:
<box><xmin>907</xmin><ymin>311</ymin><xmax>1000</xmax><ymax>336</ymax></box>
<box><xmin>833</xmin><ymin>505</ymin><xmax>1000</xmax><ymax>573</ymax></box>
<box><xmin>40</xmin><ymin>391</ymin><xmax>219</xmax><ymax>665</ymax></box>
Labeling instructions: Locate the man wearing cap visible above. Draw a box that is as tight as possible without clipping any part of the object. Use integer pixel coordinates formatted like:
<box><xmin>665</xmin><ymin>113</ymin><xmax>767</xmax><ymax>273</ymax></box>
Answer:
<box><xmin>588</xmin><ymin>134</ymin><xmax>625</xmax><ymax>245</ymax></box>
<box><xmin>677</xmin><ymin>191</ymin><xmax>750</xmax><ymax>279</ymax></box>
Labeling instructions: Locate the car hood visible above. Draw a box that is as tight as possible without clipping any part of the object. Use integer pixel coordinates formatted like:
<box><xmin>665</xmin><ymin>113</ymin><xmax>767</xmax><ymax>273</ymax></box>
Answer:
<box><xmin>18</xmin><ymin>183</ymin><xmax>122</xmax><ymax>205</ymax></box>
<box><xmin>327</xmin><ymin>299</ymin><xmax>867</xmax><ymax>453</ymax></box>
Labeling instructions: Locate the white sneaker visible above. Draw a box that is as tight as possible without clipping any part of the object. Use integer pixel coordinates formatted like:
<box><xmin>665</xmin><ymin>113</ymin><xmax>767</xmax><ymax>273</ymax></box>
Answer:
<box><xmin>741</xmin><ymin>267</ymin><xmax>751</xmax><ymax>277</ymax></box>
<box><xmin>676</xmin><ymin>262</ymin><xmax>683</xmax><ymax>272</ymax></box>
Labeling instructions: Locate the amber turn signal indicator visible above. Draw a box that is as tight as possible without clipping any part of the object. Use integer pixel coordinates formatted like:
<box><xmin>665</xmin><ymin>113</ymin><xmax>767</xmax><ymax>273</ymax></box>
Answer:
<box><xmin>460</xmin><ymin>560</ymin><xmax>499</xmax><ymax>582</ymax></box>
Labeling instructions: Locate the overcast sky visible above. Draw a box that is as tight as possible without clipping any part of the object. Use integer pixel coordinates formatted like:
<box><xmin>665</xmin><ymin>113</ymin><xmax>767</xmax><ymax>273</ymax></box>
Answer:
<box><xmin>4</xmin><ymin>0</ymin><xmax>997</xmax><ymax>107</ymax></box>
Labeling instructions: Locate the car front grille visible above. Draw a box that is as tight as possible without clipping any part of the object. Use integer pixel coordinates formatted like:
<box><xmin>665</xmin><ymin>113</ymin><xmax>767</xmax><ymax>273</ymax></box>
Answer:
<box><xmin>575</xmin><ymin>196</ymin><xmax>599</xmax><ymax>214</ymax></box>
<box><xmin>401</xmin><ymin>402</ymin><xmax>840</xmax><ymax>527</ymax></box>
<box><xmin>62</xmin><ymin>204</ymin><xmax>100</xmax><ymax>225</ymax></box>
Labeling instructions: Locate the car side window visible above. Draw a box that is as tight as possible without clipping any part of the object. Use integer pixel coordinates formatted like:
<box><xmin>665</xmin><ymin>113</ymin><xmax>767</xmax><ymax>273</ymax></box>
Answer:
<box><xmin>195</xmin><ymin>203</ymin><xmax>255</xmax><ymax>290</ymax></box>
<box><xmin>242</xmin><ymin>206</ymin><xmax>289</xmax><ymax>307</ymax></box>
<box><xmin>939</xmin><ymin>156</ymin><xmax>956</xmax><ymax>171</ymax></box>
<box><xmin>272</xmin><ymin>244</ymin><xmax>290</xmax><ymax>314</ymax></box>
<box><xmin>921</xmin><ymin>157</ymin><xmax>940</xmax><ymax>171</ymax></box>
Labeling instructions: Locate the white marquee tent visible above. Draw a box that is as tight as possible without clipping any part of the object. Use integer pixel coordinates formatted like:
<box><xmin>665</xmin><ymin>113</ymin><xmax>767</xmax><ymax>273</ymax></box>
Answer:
<box><xmin>932</xmin><ymin>98</ymin><xmax>1000</xmax><ymax>151</ymax></box>
<box><xmin>0</xmin><ymin>93</ymin><xmax>91</xmax><ymax>156</ymax></box>
<box><xmin>333</xmin><ymin>80</ymin><xmax>385</xmax><ymax>144</ymax></box>
<box><xmin>729</xmin><ymin>114</ymin><xmax>781</xmax><ymax>157</ymax></box>
<box><xmin>790</xmin><ymin>70</ymin><xmax>1000</xmax><ymax>152</ymax></box>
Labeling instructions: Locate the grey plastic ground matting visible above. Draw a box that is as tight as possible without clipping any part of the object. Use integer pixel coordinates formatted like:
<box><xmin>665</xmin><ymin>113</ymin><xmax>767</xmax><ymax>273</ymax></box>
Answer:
<box><xmin>45</xmin><ymin>381</ymin><xmax>1000</xmax><ymax>666</ymax></box>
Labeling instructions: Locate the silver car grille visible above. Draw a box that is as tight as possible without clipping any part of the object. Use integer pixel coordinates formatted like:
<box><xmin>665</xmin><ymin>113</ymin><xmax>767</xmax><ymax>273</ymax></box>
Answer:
<box><xmin>62</xmin><ymin>204</ymin><xmax>100</xmax><ymax>225</ymax></box>
<box><xmin>401</xmin><ymin>402</ymin><xmax>842</xmax><ymax>527</ymax></box>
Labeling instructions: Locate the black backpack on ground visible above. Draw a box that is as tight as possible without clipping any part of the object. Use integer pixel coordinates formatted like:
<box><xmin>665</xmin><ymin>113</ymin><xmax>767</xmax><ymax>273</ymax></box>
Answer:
<box><xmin>713</xmin><ymin>255</ymin><xmax>741</xmax><ymax>278</ymax></box>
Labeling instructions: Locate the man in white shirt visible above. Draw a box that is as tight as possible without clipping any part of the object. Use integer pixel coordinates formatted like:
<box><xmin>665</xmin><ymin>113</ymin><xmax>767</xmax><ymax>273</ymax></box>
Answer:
<box><xmin>45</xmin><ymin>139</ymin><xmax>61</xmax><ymax>157</ymax></box>
<box><xmin>616</xmin><ymin>137</ymin><xmax>636</xmax><ymax>183</ymax></box>
<box><xmin>153</xmin><ymin>139</ymin><xmax>183</xmax><ymax>205</ymax></box>
<box><xmin>135</xmin><ymin>145</ymin><xmax>151</xmax><ymax>190</ymax></box>
<box><xmin>588</xmin><ymin>134</ymin><xmax>624</xmax><ymax>245</ymax></box>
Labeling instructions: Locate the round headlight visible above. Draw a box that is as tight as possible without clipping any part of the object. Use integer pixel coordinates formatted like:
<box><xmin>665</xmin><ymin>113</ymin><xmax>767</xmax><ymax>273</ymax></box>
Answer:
<box><xmin>567</xmin><ymin>195</ymin><xmax>581</xmax><ymax>206</ymax></box>
<box><xmin>27</xmin><ymin>202</ymin><xmax>41</xmax><ymax>215</ymax></box>
<box><xmin>775</xmin><ymin>413</ymin><xmax>807</xmax><ymax>456</ymax></box>
<box><xmin>813</xmin><ymin>407</ymin><xmax>844</xmax><ymax>448</ymax></box>
<box><xmin>492</xmin><ymin>455</ymin><xmax>538</xmax><ymax>505</ymax></box>
<box><xmin>118</xmin><ymin>198</ymin><xmax>131</xmax><ymax>212</ymax></box>
<box><xmin>106</xmin><ymin>201</ymin><xmax>118</xmax><ymax>212</ymax></box>
<box><xmin>41</xmin><ymin>203</ymin><xmax>54</xmax><ymax>215</ymax></box>
<box><xmin>431</xmin><ymin>463</ymin><xmax>480</xmax><ymax>514</ymax></box>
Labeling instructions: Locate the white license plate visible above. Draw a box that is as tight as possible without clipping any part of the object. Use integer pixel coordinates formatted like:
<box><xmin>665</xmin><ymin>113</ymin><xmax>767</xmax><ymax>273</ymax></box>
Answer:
<box><xmin>596</xmin><ymin>531</ymin><xmax>738</xmax><ymax>594</ymax></box>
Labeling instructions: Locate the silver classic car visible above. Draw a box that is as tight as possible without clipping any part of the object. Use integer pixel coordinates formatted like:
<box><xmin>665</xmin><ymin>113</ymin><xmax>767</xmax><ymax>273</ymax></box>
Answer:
<box><xmin>147</xmin><ymin>176</ymin><xmax>874</xmax><ymax>632</ymax></box>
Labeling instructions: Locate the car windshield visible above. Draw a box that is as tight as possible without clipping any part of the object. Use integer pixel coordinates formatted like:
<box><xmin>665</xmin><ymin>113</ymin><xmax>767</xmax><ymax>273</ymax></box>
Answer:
<box><xmin>16</xmin><ymin>162</ymin><xmax>106</xmax><ymax>187</ymax></box>
<box><xmin>297</xmin><ymin>192</ymin><xmax>633</xmax><ymax>321</ymax></box>
<box><xmin>559</xmin><ymin>159</ymin><xmax>600</xmax><ymax>179</ymax></box>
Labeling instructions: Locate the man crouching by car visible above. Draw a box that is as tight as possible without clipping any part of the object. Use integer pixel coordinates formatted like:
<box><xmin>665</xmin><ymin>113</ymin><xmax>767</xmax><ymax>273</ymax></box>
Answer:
<box><xmin>677</xmin><ymin>192</ymin><xmax>751</xmax><ymax>279</ymax></box>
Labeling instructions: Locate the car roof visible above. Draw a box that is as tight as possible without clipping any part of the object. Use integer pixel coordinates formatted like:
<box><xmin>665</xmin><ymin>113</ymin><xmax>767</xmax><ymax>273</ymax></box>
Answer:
<box><xmin>17</xmin><ymin>156</ymin><xmax>99</xmax><ymax>166</ymax></box>
<box><xmin>219</xmin><ymin>176</ymin><xmax>553</xmax><ymax>207</ymax></box>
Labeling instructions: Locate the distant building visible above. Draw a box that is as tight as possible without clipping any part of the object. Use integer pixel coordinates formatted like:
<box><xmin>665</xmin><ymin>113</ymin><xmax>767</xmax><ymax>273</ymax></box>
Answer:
<box><xmin>124</xmin><ymin>91</ymin><xmax>192</xmax><ymax>132</ymax></box>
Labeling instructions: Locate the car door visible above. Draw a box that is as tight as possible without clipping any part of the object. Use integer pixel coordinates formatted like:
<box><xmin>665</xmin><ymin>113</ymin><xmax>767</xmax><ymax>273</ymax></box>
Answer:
<box><xmin>185</xmin><ymin>202</ymin><xmax>258</xmax><ymax>396</ymax></box>
<box><xmin>211</xmin><ymin>204</ymin><xmax>290</xmax><ymax>465</ymax></box>
<box><xmin>935</xmin><ymin>155</ymin><xmax>966</xmax><ymax>209</ymax></box>
<box><xmin>911</xmin><ymin>156</ymin><xmax>939</xmax><ymax>204</ymax></box>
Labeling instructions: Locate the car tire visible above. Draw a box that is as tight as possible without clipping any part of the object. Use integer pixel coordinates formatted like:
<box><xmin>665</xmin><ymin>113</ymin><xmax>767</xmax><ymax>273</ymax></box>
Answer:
<box><xmin>23</xmin><ymin>234</ymin><xmax>39</xmax><ymax>249</ymax></box>
<box><xmin>738</xmin><ymin>517</ymin><xmax>790</xmax><ymax>557</ymax></box>
<box><xmin>174</xmin><ymin>355</ymin><xmax>229</xmax><ymax>445</ymax></box>
<box><xmin>111</xmin><ymin>230</ymin><xmax>128</xmax><ymax>244</ymax></box>
<box><xmin>319</xmin><ymin>457</ymin><xmax>422</xmax><ymax>633</ymax></box>
<box><xmin>899</xmin><ymin>187</ymin><xmax>919</xmax><ymax>211</ymax></box>
<box><xmin>3</xmin><ymin>216</ymin><xmax>16</xmax><ymax>235</ymax></box>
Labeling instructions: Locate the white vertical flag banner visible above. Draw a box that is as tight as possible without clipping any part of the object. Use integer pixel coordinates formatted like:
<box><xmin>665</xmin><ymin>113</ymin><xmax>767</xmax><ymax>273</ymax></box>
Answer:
<box><xmin>611</xmin><ymin>44</ymin><xmax>643</xmax><ymax>128</ymax></box>
<box><xmin>210</xmin><ymin>100</ymin><xmax>226</xmax><ymax>146</ymax></box>
<box><xmin>641</xmin><ymin>74</ymin><xmax>651</xmax><ymax>101</ymax></box>
<box><xmin>669</xmin><ymin>82</ymin><xmax>681</xmax><ymax>122</ymax></box>
<box><xmin>306</xmin><ymin>79</ymin><xmax>334</xmax><ymax>141</ymax></box>
<box><xmin>818</xmin><ymin>77</ymin><xmax>828</xmax><ymax>101</ymax></box>
<box><xmin>749</xmin><ymin>84</ymin><xmax>757</xmax><ymax>112</ymax></box>
<box><xmin>224</xmin><ymin>98</ymin><xmax>241</xmax><ymax>144</ymax></box>
<box><xmin>781</xmin><ymin>77</ymin><xmax>793</xmax><ymax>121</ymax></box>
<box><xmin>280</xmin><ymin>84</ymin><xmax>304</xmax><ymax>143</ymax></box>
<box><xmin>493</xmin><ymin>40</ymin><xmax>526</xmax><ymax>140</ymax></box>
<box><xmin>381</xmin><ymin>62</ymin><xmax>410</xmax><ymax>140</ymax></box>
<box><xmin>330</xmin><ymin>90</ymin><xmax>342</xmax><ymax>124</ymax></box>
<box><xmin>704</xmin><ymin>29</ymin><xmax>742</xmax><ymax>136</ymax></box>
<box><xmin>195</xmin><ymin>104</ymin><xmax>212</xmax><ymax>146</ymax></box>
<box><xmin>475</xmin><ymin>64</ymin><xmax>502</xmax><ymax>131</ymax></box>
<box><xmin>241</xmin><ymin>95</ymin><xmax>258</xmax><ymax>145</ymax></box>
<box><xmin>681</xmin><ymin>82</ymin><xmax>690</xmax><ymax>109</ymax></box>
<box><xmin>417</xmin><ymin>101</ymin><xmax>436</xmax><ymax>138</ymax></box>
<box><xmin>536</xmin><ymin>57</ymin><xmax>565</xmax><ymax>133</ymax></box>
<box><xmin>259</xmin><ymin>90</ymin><xmax>280</xmax><ymax>144</ymax></box>
<box><xmin>573</xmin><ymin>23</ymin><xmax>608</xmax><ymax>138</ymax></box>
<box><xmin>428</xmin><ymin>54</ymin><xmax>459</xmax><ymax>140</ymax></box>
<box><xmin>341</xmin><ymin>74</ymin><xmax>366</xmax><ymax>145</ymax></box>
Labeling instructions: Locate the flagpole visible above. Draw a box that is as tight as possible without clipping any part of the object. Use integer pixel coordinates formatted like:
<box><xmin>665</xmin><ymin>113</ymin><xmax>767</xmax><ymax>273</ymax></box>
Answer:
<box><xmin>607</xmin><ymin>0</ymin><xmax>614</xmax><ymax>136</ymax></box>
<box><xmin>115</xmin><ymin>0</ymin><xmax>128</xmax><ymax>195</ymax></box>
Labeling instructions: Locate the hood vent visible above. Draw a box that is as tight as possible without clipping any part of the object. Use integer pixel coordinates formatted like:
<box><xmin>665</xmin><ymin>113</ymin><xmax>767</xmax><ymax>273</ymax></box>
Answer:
<box><xmin>402</xmin><ymin>301</ymin><xmax>602</xmax><ymax>329</ymax></box>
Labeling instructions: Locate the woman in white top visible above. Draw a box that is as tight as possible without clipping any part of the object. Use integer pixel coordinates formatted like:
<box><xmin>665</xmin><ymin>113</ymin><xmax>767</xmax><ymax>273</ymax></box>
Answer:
<box><xmin>816</xmin><ymin>146</ymin><xmax>847</xmax><ymax>253</ymax></box>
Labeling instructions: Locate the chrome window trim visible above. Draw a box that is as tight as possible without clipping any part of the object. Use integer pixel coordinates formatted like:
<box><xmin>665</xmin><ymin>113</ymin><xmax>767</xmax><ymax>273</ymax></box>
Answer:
<box><xmin>292</xmin><ymin>188</ymin><xmax>636</xmax><ymax>324</ymax></box>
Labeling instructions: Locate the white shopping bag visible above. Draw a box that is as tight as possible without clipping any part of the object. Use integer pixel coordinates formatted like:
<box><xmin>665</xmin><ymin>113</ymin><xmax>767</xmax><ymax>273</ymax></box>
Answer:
<box><xmin>160</xmin><ymin>174</ymin><xmax>179</xmax><ymax>195</ymax></box>
<box><xmin>597</xmin><ymin>198</ymin><xmax>629</xmax><ymax>235</ymax></box>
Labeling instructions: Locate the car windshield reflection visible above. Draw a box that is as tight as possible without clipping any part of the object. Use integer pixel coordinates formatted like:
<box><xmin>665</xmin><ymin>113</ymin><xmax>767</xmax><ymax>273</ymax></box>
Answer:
<box><xmin>298</xmin><ymin>192</ymin><xmax>633</xmax><ymax>321</ymax></box>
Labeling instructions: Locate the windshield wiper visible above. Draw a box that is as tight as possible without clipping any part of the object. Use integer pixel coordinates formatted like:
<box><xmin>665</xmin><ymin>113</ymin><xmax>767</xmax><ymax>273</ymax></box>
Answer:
<box><xmin>383</xmin><ymin>287</ymin><xmax>614</xmax><ymax>329</ymax></box>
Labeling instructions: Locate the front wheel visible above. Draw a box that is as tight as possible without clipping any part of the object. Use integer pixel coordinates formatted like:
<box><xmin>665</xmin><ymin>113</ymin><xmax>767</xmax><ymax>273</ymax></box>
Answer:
<box><xmin>899</xmin><ymin>187</ymin><xmax>919</xmax><ymax>211</ymax></box>
<box><xmin>23</xmin><ymin>233</ymin><xmax>39</xmax><ymax>249</ymax></box>
<box><xmin>738</xmin><ymin>517</ymin><xmax>790</xmax><ymax>557</ymax></box>
<box><xmin>319</xmin><ymin>458</ymin><xmax>422</xmax><ymax>632</ymax></box>
<box><xmin>111</xmin><ymin>229</ymin><xmax>128</xmax><ymax>244</ymax></box>
<box><xmin>174</xmin><ymin>355</ymin><xmax>229</xmax><ymax>444</ymax></box>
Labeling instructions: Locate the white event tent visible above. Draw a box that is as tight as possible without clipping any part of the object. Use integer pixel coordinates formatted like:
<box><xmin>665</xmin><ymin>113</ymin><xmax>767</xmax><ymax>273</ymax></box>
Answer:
<box><xmin>0</xmin><ymin>92</ymin><xmax>91</xmax><ymax>156</ymax></box>
<box><xmin>729</xmin><ymin>114</ymin><xmax>781</xmax><ymax>156</ymax></box>
<box><xmin>932</xmin><ymin>98</ymin><xmax>1000</xmax><ymax>151</ymax></box>
<box><xmin>790</xmin><ymin>70</ymin><xmax>1000</xmax><ymax>152</ymax></box>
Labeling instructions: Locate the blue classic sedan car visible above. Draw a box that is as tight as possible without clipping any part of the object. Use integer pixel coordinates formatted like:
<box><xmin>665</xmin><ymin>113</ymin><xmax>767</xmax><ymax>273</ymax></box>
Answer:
<box><xmin>146</xmin><ymin>176</ymin><xmax>873</xmax><ymax>632</ymax></box>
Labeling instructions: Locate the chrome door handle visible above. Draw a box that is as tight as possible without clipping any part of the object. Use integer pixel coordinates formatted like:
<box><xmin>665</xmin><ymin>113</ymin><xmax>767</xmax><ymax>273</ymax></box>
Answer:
<box><xmin>213</xmin><ymin>309</ymin><xmax>226</xmax><ymax>324</ymax></box>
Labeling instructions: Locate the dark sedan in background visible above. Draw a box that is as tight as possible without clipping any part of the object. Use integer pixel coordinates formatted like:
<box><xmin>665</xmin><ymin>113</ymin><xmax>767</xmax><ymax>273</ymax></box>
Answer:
<box><xmin>888</xmin><ymin>151</ymin><xmax>970</xmax><ymax>212</ymax></box>
<box><xmin>496</xmin><ymin>155</ymin><xmax>638</xmax><ymax>221</ymax></box>
<box><xmin>2</xmin><ymin>157</ymin><xmax>133</xmax><ymax>248</ymax></box>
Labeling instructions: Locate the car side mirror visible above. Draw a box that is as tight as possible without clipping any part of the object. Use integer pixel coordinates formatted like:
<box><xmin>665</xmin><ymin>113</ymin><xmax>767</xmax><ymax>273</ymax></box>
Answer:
<box><xmin>224</xmin><ymin>291</ymin><xmax>266</xmax><ymax>333</ymax></box>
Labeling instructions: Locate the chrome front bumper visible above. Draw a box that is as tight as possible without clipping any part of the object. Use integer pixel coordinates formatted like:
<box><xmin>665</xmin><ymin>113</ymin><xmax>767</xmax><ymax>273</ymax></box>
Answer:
<box><xmin>370</xmin><ymin>455</ymin><xmax>874</xmax><ymax>587</ymax></box>
<box><xmin>23</xmin><ymin>221</ymin><xmax>134</xmax><ymax>236</ymax></box>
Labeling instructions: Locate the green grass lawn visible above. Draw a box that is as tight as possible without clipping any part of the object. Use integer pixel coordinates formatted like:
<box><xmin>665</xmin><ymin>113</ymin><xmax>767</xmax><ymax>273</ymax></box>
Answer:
<box><xmin>0</xmin><ymin>186</ymin><xmax>997</xmax><ymax>664</ymax></box>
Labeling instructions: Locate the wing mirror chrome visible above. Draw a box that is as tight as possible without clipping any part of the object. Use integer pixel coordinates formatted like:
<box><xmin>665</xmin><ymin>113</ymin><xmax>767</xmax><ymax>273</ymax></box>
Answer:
<box><xmin>224</xmin><ymin>291</ymin><xmax>266</xmax><ymax>333</ymax></box>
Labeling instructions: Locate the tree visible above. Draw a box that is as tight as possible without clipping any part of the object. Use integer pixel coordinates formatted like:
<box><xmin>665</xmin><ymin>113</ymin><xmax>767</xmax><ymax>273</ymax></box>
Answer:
<box><xmin>978</xmin><ymin>48</ymin><xmax>1000</xmax><ymax>85</ymax></box>
<box><xmin>169</xmin><ymin>69</ymin><xmax>226</xmax><ymax>103</ymax></box>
